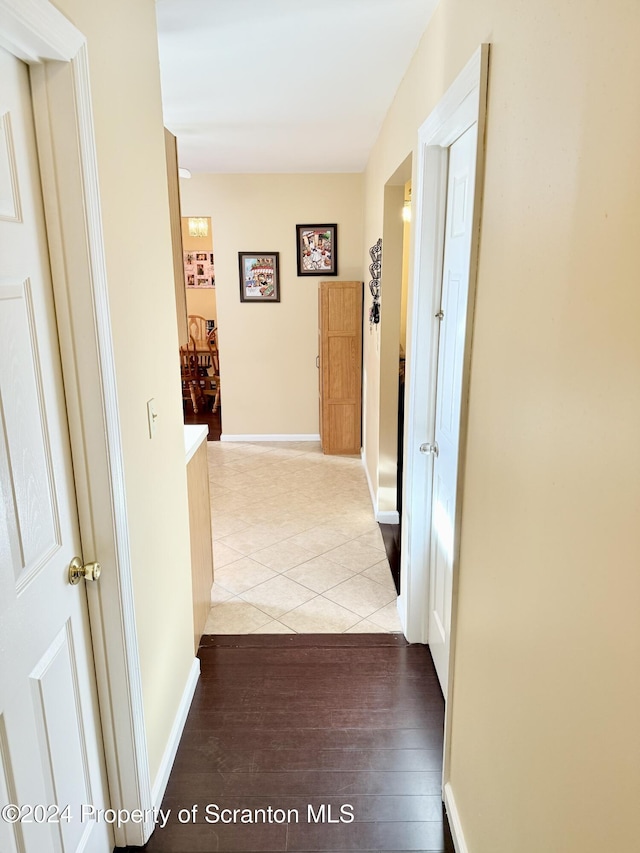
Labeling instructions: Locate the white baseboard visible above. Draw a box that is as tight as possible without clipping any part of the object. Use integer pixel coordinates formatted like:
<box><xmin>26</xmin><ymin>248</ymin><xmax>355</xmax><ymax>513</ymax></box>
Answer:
<box><xmin>360</xmin><ymin>451</ymin><xmax>399</xmax><ymax>524</ymax></box>
<box><xmin>220</xmin><ymin>433</ymin><xmax>321</xmax><ymax>442</ymax></box>
<box><xmin>151</xmin><ymin>657</ymin><xmax>200</xmax><ymax>810</ymax></box>
<box><xmin>444</xmin><ymin>782</ymin><xmax>469</xmax><ymax>853</ymax></box>
<box><xmin>376</xmin><ymin>510</ymin><xmax>400</xmax><ymax>524</ymax></box>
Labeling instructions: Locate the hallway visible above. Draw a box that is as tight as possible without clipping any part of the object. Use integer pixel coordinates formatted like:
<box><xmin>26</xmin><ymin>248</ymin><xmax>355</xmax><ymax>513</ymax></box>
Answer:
<box><xmin>134</xmin><ymin>634</ymin><xmax>452</xmax><ymax>853</ymax></box>
<box><xmin>206</xmin><ymin>442</ymin><xmax>401</xmax><ymax>634</ymax></box>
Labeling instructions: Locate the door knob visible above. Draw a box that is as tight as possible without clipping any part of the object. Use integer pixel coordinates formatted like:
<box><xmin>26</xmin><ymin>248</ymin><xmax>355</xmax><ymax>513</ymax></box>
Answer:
<box><xmin>419</xmin><ymin>442</ymin><xmax>439</xmax><ymax>457</ymax></box>
<box><xmin>68</xmin><ymin>556</ymin><xmax>102</xmax><ymax>585</ymax></box>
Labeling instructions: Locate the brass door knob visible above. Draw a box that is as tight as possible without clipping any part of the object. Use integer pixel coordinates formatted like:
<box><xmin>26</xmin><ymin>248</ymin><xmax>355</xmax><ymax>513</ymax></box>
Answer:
<box><xmin>68</xmin><ymin>556</ymin><xmax>102</xmax><ymax>585</ymax></box>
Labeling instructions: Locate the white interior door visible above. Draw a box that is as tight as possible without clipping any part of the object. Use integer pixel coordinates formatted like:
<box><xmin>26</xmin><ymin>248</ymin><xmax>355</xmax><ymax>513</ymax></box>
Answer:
<box><xmin>427</xmin><ymin>124</ymin><xmax>478</xmax><ymax>695</ymax></box>
<box><xmin>0</xmin><ymin>47</ymin><xmax>112</xmax><ymax>853</ymax></box>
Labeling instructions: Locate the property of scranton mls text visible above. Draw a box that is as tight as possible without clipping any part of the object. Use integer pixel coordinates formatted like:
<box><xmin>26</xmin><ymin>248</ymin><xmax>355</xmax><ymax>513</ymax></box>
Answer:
<box><xmin>74</xmin><ymin>803</ymin><xmax>355</xmax><ymax>827</ymax></box>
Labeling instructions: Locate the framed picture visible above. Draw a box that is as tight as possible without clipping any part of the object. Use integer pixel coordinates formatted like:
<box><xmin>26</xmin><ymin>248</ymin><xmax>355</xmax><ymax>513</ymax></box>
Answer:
<box><xmin>296</xmin><ymin>224</ymin><xmax>337</xmax><ymax>276</ymax></box>
<box><xmin>184</xmin><ymin>250</ymin><xmax>214</xmax><ymax>288</ymax></box>
<box><xmin>238</xmin><ymin>252</ymin><xmax>280</xmax><ymax>302</ymax></box>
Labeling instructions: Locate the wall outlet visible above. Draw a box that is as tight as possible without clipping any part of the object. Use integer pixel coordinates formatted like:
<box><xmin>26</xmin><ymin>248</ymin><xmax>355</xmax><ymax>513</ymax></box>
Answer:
<box><xmin>147</xmin><ymin>399</ymin><xmax>158</xmax><ymax>438</ymax></box>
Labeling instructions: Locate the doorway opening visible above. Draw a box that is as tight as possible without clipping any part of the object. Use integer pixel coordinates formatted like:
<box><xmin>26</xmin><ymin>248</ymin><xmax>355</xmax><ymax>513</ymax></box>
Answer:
<box><xmin>398</xmin><ymin>50</ymin><xmax>489</xmax><ymax>828</ymax></box>
<box><xmin>378</xmin><ymin>154</ymin><xmax>412</xmax><ymax>593</ymax></box>
<box><xmin>180</xmin><ymin>215</ymin><xmax>222</xmax><ymax>439</ymax></box>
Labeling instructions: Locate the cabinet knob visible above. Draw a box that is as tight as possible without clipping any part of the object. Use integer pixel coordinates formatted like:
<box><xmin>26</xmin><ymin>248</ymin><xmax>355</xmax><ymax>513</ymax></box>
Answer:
<box><xmin>419</xmin><ymin>442</ymin><xmax>439</xmax><ymax>457</ymax></box>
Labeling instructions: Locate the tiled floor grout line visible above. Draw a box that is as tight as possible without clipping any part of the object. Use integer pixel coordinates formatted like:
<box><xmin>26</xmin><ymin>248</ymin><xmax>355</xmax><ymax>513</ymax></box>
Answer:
<box><xmin>217</xmin><ymin>582</ymin><xmax>391</xmax><ymax>626</ymax></box>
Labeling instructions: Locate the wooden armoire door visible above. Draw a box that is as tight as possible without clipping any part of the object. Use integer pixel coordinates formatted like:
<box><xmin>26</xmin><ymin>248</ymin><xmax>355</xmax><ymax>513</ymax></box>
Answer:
<box><xmin>318</xmin><ymin>281</ymin><xmax>363</xmax><ymax>455</ymax></box>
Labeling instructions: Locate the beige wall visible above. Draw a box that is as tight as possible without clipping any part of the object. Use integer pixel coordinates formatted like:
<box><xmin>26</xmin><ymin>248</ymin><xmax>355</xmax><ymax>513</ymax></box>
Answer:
<box><xmin>180</xmin><ymin>173</ymin><xmax>364</xmax><ymax>436</ymax></box>
<box><xmin>364</xmin><ymin>0</ymin><xmax>640</xmax><ymax>849</ymax></box>
<box><xmin>186</xmin><ymin>287</ymin><xmax>217</xmax><ymax>329</ymax></box>
<box><xmin>53</xmin><ymin>0</ymin><xmax>195</xmax><ymax>783</ymax></box>
<box><xmin>378</xmin><ymin>184</ymin><xmax>403</xmax><ymax>512</ymax></box>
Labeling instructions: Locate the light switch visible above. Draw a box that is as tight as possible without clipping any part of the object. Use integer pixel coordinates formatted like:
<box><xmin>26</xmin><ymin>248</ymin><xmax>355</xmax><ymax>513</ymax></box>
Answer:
<box><xmin>147</xmin><ymin>398</ymin><xmax>158</xmax><ymax>438</ymax></box>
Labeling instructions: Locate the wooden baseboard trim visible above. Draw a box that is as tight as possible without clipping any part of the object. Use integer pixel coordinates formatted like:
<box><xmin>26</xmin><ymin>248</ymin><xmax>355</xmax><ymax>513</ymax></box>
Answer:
<box><xmin>443</xmin><ymin>782</ymin><xmax>470</xmax><ymax>853</ymax></box>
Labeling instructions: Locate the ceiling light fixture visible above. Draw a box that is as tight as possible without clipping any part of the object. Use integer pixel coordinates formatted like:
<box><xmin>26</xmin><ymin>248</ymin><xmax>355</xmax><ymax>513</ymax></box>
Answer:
<box><xmin>188</xmin><ymin>217</ymin><xmax>208</xmax><ymax>238</ymax></box>
<box><xmin>178</xmin><ymin>167</ymin><xmax>191</xmax><ymax>179</ymax></box>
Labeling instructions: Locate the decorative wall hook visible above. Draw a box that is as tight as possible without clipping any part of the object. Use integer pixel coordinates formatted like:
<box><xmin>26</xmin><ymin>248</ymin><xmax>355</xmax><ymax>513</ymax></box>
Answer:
<box><xmin>368</xmin><ymin>238</ymin><xmax>382</xmax><ymax>328</ymax></box>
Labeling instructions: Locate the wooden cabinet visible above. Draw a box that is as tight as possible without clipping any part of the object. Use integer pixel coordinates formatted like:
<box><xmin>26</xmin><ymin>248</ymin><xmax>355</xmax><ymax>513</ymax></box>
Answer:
<box><xmin>318</xmin><ymin>280</ymin><xmax>363</xmax><ymax>455</ymax></box>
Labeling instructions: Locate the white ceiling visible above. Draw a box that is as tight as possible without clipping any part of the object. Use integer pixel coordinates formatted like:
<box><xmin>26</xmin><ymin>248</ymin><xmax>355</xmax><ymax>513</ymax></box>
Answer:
<box><xmin>156</xmin><ymin>0</ymin><xmax>439</xmax><ymax>174</ymax></box>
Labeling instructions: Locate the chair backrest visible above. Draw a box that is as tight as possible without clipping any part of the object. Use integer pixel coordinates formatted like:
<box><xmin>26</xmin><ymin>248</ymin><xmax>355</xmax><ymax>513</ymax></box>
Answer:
<box><xmin>206</xmin><ymin>328</ymin><xmax>220</xmax><ymax>375</ymax></box>
<box><xmin>179</xmin><ymin>335</ymin><xmax>200</xmax><ymax>378</ymax></box>
<box><xmin>187</xmin><ymin>314</ymin><xmax>208</xmax><ymax>344</ymax></box>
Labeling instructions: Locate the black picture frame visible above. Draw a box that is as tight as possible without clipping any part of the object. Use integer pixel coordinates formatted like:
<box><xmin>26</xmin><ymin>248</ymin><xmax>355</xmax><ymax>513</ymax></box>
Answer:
<box><xmin>295</xmin><ymin>224</ymin><xmax>338</xmax><ymax>276</ymax></box>
<box><xmin>238</xmin><ymin>252</ymin><xmax>281</xmax><ymax>302</ymax></box>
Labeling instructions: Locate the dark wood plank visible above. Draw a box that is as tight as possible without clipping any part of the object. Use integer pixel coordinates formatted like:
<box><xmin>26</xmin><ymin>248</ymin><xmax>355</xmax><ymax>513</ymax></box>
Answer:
<box><xmin>164</xmin><ymin>770</ymin><xmax>443</xmax><ymax>798</ymax></box>
<box><xmin>199</xmin><ymin>634</ymin><xmax>410</xmax><ymax>649</ymax></box>
<box><xmin>138</xmin><ymin>821</ymin><xmax>287</xmax><ymax>852</ymax></box>
<box><xmin>286</xmin><ymin>820</ymin><xmax>445</xmax><ymax>851</ymax></box>
<box><xmin>157</xmin><ymin>795</ymin><xmax>444</xmax><ymax>824</ymax></box>
<box><xmin>170</xmin><ymin>746</ymin><xmax>442</xmax><ymax>774</ymax></box>
<box><xmin>176</xmin><ymin>727</ymin><xmax>443</xmax><ymax>752</ymax></box>
<box><xmin>189</xmin><ymin>686</ymin><xmax>444</xmax><ymax>712</ymax></box>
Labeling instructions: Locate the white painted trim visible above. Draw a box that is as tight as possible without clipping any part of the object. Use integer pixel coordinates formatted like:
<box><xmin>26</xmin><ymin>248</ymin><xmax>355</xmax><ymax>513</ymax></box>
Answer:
<box><xmin>2</xmin><ymin>1</ymin><xmax>155</xmax><ymax>846</ymax></box>
<box><xmin>0</xmin><ymin>0</ymin><xmax>83</xmax><ymax>61</ymax></box>
<box><xmin>359</xmin><ymin>452</ymin><xmax>397</xmax><ymax>523</ymax></box>
<box><xmin>361</xmin><ymin>448</ymin><xmax>377</xmax><ymax>514</ymax></box>
<box><xmin>151</xmin><ymin>658</ymin><xmax>200</xmax><ymax>810</ymax></box>
<box><xmin>400</xmin><ymin>40</ymin><xmax>489</xmax><ymax>793</ymax></box>
<box><xmin>376</xmin><ymin>510</ymin><xmax>400</xmax><ymax>525</ymax></box>
<box><xmin>443</xmin><ymin>783</ymin><xmax>470</xmax><ymax>853</ymax></box>
<box><xmin>220</xmin><ymin>433</ymin><xmax>321</xmax><ymax>442</ymax></box>
<box><xmin>401</xmin><ymin>45</ymin><xmax>488</xmax><ymax>641</ymax></box>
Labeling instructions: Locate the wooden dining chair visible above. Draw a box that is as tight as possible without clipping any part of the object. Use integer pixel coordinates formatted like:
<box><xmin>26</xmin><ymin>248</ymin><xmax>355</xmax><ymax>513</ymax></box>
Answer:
<box><xmin>187</xmin><ymin>314</ymin><xmax>208</xmax><ymax>345</ymax></box>
<box><xmin>205</xmin><ymin>328</ymin><xmax>221</xmax><ymax>414</ymax></box>
<box><xmin>179</xmin><ymin>335</ymin><xmax>205</xmax><ymax>414</ymax></box>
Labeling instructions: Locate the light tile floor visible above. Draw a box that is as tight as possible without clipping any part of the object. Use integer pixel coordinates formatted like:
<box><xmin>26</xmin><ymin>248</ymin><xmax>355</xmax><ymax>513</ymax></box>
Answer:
<box><xmin>205</xmin><ymin>441</ymin><xmax>401</xmax><ymax>634</ymax></box>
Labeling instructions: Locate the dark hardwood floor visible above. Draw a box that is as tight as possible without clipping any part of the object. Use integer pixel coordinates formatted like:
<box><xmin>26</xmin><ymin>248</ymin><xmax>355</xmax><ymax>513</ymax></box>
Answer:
<box><xmin>184</xmin><ymin>404</ymin><xmax>221</xmax><ymax>441</ymax></box>
<box><xmin>122</xmin><ymin>634</ymin><xmax>453</xmax><ymax>853</ymax></box>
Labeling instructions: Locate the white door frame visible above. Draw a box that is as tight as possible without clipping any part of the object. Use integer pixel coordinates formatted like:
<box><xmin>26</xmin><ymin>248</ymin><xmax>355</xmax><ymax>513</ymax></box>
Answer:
<box><xmin>0</xmin><ymin>1</ymin><xmax>152</xmax><ymax>846</ymax></box>
<box><xmin>399</xmin><ymin>42</ymin><xmax>488</xmax><ymax>689</ymax></box>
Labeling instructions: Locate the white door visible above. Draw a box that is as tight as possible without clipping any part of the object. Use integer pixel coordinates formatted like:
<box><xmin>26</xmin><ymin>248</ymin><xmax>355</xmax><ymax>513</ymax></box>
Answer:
<box><xmin>0</xmin><ymin>48</ymin><xmax>112</xmax><ymax>853</ymax></box>
<box><xmin>427</xmin><ymin>124</ymin><xmax>478</xmax><ymax>695</ymax></box>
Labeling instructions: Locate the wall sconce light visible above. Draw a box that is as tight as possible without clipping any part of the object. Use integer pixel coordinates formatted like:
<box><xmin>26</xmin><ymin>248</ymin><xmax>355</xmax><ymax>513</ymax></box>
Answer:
<box><xmin>178</xmin><ymin>167</ymin><xmax>192</xmax><ymax>179</ymax></box>
<box><xmin>188</xmin><ymin>217</ymin><xmax>209</xmax><ymax>238</ymax></box>
<box><xmin>402</xmin><ymin>200</ymin><xmax>412</xmax><ymax>223</ymax></box>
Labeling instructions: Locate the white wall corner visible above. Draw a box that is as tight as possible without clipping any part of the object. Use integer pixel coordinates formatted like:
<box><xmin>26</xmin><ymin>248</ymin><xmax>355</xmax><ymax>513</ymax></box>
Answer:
<box><xmin>361</xmin><ymin>448</ymin><xmax>378</xmax><ymax>516</ymax></box>
<box><xmin>150</xmin><ymin>658</ymin><xmax>200</xmax><ymax>814</ymax></box>
<box><xmin>220</xmin><ymin>433</ymin><xmax>321</xmax><ymax>442</ymax></box>
<box><xmin>444</xmin><ymin>782</ymin><xmax>470</xmax><ymax>853</ymax></box>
